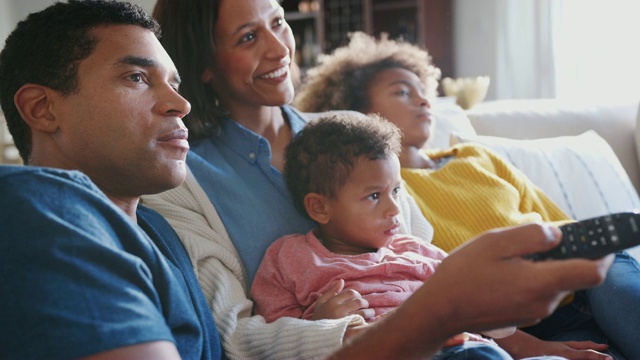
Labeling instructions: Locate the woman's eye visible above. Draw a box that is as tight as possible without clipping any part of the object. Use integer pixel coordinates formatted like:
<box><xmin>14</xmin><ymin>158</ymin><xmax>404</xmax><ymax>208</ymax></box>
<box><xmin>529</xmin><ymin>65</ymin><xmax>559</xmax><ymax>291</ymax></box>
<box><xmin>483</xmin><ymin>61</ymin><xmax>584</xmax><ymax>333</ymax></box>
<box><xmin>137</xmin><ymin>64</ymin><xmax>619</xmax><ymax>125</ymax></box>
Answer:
<box><xmin>273</xmin><ymin>17</ymin><xmax>284</xmax><ymax>27</ymax></box>
<box><xmin>395</xmin><ymin>89</ymin><xmax>410</xmax><ymax>97</ymax></box>
<box><xmin>240</xmin><ymin>32</ymin><xmax>256</xmax><ymax>43</ymax></box>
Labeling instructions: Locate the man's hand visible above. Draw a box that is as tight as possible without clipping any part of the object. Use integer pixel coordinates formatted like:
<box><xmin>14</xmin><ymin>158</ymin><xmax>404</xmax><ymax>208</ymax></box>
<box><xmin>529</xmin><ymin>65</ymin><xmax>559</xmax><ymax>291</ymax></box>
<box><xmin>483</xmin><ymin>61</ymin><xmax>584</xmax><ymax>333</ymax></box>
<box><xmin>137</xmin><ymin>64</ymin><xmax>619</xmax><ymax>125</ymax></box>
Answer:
<box><xmin>430</xmin><ymin>223</ymin><xmax>614</xmax><ymax>333</ymax></box>
<box><xmin>330</xmin><ymin>223</ymin><xmax>614</xmax><ymax>360</ymax></box>
<box><xmin>311</xmin><ymin>279</ymin><xmax>375</xmax><ymax>320</ymax></box>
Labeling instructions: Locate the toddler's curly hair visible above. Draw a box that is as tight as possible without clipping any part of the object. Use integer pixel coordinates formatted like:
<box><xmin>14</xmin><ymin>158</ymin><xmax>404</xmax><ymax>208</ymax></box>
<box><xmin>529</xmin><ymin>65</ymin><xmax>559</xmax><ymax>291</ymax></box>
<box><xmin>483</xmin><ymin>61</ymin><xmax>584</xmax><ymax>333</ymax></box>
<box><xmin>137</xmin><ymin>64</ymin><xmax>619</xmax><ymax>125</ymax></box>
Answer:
<box><xmin>294</xmin><ymin>31</ymin><xmax>441</xmax><ymax>113</ymax></box>
<box><xmin>285</xmin><ymin>112</ymin><xmax>402</xmax><ymax>215</ymax></box>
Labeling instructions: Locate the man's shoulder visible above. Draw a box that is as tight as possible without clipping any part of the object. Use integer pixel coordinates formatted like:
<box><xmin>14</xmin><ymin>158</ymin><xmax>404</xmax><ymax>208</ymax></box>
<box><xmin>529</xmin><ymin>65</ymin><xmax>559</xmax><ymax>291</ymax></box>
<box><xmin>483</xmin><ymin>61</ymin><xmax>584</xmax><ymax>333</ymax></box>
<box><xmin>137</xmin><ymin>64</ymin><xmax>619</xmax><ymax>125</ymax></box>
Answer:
<box><xmin>0</xmin><ymin>165</ymin><xmax>96</xmax><ymax>190</ymax></box>
<box><xmin>0</xmin><ymin>165</ymin><xmax>111</xmax><ymax>217</ymax></box>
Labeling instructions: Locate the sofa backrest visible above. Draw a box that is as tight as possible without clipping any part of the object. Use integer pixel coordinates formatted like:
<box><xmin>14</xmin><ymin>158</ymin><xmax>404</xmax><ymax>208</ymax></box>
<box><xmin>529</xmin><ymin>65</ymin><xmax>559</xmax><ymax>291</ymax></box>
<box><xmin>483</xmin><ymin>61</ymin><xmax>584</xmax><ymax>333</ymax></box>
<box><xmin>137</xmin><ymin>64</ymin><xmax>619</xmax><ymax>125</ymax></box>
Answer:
<box><xmin>465</xmin><ymin>99</ymin><xmax>640</xmax><ymax>193</ymax></box>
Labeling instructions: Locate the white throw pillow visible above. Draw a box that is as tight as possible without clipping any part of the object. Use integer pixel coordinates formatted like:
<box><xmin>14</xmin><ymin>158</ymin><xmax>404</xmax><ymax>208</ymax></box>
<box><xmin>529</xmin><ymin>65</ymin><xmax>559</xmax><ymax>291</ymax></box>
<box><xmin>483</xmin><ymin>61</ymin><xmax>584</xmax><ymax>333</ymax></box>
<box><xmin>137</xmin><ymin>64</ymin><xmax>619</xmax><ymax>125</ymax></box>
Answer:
<box><xmin>450</xmin><ymin>130</ymin><xmax>640</xmax><ymax>222</ymax></box>
<box><xmin>427</xmin><ymin>100</ymin><xmax>476</xmax><ymax>150</ymax></box>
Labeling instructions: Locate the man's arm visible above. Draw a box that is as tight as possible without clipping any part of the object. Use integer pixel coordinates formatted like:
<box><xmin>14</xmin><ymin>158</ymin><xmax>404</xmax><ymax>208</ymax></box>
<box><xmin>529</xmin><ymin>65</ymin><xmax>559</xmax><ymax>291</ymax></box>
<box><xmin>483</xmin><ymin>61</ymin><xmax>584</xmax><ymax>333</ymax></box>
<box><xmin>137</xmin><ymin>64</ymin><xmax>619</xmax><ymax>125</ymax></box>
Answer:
<box><xmin>331</xmin><ymin>223</ymin><xmax>613</xmax><ymax>359</ymax></box>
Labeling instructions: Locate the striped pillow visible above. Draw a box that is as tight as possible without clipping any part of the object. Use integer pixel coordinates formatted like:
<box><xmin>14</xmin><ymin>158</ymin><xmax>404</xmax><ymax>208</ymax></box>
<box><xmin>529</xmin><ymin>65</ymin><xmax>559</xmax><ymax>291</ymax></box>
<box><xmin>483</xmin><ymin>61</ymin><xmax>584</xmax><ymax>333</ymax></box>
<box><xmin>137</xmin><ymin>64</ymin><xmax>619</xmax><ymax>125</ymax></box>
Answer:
<box><xmin>450</xmin><ymin>130</ymin><xmax>640</xmax><ymax>221</ymax></box>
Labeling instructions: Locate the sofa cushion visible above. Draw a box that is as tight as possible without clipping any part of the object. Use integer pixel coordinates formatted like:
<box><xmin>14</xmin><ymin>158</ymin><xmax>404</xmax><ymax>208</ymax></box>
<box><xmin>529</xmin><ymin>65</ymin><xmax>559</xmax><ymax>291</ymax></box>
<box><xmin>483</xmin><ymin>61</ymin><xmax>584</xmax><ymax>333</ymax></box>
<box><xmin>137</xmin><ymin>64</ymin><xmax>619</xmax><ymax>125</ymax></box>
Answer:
<box><xmin>451</xmin><ymin>130</ymin><xmax>640</xmax><ymax>222</ymax></box>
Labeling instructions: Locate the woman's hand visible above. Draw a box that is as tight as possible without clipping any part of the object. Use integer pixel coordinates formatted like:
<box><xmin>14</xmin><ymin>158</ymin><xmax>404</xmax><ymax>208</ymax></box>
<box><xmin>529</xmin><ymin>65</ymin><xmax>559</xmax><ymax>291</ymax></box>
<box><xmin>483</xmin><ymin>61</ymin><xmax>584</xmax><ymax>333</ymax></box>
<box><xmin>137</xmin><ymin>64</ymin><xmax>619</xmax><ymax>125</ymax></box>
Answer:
<box><xmin>495</xmin><ymin>330</ymin><xmax>612</xmax><ymax>360</ymax></box>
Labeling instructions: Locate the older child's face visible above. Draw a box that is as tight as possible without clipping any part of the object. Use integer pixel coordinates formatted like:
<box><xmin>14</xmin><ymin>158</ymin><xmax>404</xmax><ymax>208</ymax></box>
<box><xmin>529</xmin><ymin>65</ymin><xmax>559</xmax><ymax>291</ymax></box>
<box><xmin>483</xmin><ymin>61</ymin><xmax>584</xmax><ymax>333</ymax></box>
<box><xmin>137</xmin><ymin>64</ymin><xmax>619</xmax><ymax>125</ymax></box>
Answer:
<box><xmin>320</xmin><ymin>155</ymin><xmax>403</xmax><ymax>255</ymax></box>
<box><xmin>206</xmin><ymin>0</ymin><xmax>296</xmax><ymax>113</ymax></box>
<box><xmin>366</xmin><ymin>68</ymin><xmax>433</xmax><ymax>149</ymax></box>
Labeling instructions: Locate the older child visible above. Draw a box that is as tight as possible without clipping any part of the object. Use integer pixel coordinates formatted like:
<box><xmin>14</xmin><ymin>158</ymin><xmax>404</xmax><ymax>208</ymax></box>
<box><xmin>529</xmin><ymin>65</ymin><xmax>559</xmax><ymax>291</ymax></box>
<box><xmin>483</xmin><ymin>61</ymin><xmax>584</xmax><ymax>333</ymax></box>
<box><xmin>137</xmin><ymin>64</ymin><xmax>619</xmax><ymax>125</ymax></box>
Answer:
<box><xmin>294</xmin><ymin>32</ymin><xmax>630</xmax><ymax>360</ymax></box>
<box><xmin>251</xmin><ymin>112</ymin><xmax>515</xmax><ymax>359</ymax></box>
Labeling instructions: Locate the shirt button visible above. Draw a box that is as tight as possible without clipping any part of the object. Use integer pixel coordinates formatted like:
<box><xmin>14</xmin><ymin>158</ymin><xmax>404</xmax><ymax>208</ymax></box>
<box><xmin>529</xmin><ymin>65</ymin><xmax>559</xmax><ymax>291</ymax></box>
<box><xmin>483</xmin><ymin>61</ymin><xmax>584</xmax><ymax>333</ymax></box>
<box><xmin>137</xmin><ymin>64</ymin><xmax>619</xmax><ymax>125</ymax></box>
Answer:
<box><xmin>248</xmin><ymin>152</ymin><xmax>256</xmax><ymax>159</ymax></box>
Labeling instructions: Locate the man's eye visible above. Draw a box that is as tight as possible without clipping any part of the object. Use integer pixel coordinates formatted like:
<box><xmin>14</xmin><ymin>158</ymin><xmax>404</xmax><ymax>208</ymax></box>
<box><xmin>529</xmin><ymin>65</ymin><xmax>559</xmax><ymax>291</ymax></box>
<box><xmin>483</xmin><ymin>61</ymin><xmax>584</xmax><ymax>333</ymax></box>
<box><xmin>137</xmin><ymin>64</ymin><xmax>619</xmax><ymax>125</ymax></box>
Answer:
<box><xmin>129</xmin><ymin>73</ymin><xmax>143</xmax><ymax>82</ymax></box>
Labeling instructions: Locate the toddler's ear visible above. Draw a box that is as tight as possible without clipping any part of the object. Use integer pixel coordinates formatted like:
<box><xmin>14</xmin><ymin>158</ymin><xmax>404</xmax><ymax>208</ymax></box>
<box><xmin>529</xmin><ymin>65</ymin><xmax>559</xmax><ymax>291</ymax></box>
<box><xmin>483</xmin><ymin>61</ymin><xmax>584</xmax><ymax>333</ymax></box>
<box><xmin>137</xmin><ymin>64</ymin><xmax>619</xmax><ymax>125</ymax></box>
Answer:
<box><xmin>304</xmin><ymin>193</ymin><xmax>330</xmax><ymax>224</ymax></box>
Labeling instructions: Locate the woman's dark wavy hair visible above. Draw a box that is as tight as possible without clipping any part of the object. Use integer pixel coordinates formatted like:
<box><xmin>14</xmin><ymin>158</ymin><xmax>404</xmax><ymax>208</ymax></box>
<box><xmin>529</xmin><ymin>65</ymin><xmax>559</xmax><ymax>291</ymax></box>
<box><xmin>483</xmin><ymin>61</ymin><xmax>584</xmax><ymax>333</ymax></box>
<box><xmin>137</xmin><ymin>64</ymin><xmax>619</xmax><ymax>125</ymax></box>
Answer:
<box><xmin>285</xmin><ymin>112</ymin><xmax>402</xmax><ymax>215</ymax></box>
<box><xmin>0</xmin><ymin>0</ymin><xmax>159</xmax><ymax>164</ymax></box>
<box><xmin>294</xmin><ymin>31</ymin><xmax>441</xmax><ymax>114</ymax></box>
<box><xmin>154</xmin><ymin>0</ymin><xmax>228</xmax><ymax>141</ymax></box>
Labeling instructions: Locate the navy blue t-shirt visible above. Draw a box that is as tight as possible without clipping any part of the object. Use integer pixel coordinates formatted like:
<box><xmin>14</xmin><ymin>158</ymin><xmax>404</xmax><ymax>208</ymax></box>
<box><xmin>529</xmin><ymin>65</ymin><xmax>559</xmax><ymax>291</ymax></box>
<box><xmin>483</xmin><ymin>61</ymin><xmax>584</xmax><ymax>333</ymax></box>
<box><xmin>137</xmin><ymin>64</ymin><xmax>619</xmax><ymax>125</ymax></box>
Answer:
<box><xmin>0</xmin><ymin>166</ymin><xmax>222</xmax><ymax>359</ymax></box>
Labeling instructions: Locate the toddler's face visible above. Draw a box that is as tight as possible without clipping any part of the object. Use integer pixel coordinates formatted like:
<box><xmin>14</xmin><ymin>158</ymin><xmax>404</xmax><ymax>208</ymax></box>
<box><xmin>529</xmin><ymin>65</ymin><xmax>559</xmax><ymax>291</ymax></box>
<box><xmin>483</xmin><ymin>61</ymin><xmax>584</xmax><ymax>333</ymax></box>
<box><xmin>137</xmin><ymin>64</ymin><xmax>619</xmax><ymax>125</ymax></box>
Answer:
<box><xmin>319</xmin><ymin>155</ymin><xmax>403</xmax><ymax>254</ymax></box>
<box><xmin>366</xmin><ymin>68</ymin><xmax>433</xmax><ymax>148</ymax></box>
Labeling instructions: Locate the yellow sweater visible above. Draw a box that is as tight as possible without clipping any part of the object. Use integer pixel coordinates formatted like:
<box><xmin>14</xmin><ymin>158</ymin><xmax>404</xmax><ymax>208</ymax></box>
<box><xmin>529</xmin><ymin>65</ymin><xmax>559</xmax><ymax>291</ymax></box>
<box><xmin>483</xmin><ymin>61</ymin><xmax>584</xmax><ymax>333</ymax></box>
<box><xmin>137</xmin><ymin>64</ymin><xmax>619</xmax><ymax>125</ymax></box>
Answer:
<box><xmin>402</xmin><ymin>143</ymin><xmax>570</xmax><ymax>252</ymax></box>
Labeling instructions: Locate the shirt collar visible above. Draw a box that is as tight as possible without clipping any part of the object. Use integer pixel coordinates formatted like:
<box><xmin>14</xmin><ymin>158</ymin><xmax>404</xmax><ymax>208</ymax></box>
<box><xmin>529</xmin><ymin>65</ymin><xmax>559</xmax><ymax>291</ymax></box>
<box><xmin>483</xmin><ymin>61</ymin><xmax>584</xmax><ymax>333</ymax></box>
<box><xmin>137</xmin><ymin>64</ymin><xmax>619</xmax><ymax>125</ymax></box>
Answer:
<box><xmin>212</xmin><ymin>105</ymin><xmax>306</xmax><ymax>164</ymax></box>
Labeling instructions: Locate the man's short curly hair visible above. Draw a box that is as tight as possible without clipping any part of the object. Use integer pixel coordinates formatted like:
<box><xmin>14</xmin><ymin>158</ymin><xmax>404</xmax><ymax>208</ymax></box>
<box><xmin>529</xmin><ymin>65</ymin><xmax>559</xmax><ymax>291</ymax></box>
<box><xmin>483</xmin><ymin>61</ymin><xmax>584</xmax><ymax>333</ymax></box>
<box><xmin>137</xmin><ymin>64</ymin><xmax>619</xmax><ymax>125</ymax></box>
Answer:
<box><xmin>294</xmin><ymin>31</ymin><xmax>441</xmax><ymax>113</ymax></box>
<box><xmin>285</xmin><ymin>112</ymin><xmax>402</xmax><ymax>215</ymax></box>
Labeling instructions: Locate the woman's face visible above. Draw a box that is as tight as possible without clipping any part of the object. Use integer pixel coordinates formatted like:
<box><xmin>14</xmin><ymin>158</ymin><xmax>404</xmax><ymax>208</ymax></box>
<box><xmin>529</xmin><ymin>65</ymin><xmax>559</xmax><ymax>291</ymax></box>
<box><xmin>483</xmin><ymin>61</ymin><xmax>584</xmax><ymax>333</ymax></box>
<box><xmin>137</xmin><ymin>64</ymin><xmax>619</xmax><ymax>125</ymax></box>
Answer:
<box><xmin>207</xmin><ymin>0</ymin><xmax>296</xmax><ymax>112</ymax></box>
<box><xmin>366</xmin><ymin>68</ymin><xmax>433</xmax><ymax>148</ymax></box>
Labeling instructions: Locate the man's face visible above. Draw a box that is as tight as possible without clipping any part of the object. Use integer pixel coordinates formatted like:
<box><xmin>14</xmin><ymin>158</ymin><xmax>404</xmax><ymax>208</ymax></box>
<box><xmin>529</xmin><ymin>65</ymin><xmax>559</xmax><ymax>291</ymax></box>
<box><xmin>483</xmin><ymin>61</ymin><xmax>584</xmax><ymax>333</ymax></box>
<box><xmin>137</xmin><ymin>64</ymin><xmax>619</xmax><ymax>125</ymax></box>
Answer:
<box><xmin>48</xmin><ymin>25</ymin><xmax>191</xmax><ymax>197</ymax></box>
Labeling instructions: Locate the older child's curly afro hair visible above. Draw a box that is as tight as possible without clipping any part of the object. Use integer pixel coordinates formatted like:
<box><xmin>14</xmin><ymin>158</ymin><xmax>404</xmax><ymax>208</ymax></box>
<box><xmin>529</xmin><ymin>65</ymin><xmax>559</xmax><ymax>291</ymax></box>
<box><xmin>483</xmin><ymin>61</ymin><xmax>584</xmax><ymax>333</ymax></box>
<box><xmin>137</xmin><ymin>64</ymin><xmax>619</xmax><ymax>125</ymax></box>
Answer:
<box><xmin>293</xmin><ymin>31</ymin><xmax>441</xmax><ymax>113</ymax></box>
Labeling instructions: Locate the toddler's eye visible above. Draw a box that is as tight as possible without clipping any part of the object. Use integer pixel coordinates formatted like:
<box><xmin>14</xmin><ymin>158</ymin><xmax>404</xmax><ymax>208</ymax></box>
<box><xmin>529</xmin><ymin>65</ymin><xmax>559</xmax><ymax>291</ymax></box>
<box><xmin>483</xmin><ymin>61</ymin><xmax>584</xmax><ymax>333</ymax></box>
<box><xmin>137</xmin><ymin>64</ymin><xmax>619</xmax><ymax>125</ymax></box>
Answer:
<box><xmin>392</xmin><ymin>187</ymin><xmax>401</xmax><ymax>196</ymax></box>
<box><xmin>368</xmin><ymin>193</ymin><xmax>380</xmax><ymax>201</ymax></box>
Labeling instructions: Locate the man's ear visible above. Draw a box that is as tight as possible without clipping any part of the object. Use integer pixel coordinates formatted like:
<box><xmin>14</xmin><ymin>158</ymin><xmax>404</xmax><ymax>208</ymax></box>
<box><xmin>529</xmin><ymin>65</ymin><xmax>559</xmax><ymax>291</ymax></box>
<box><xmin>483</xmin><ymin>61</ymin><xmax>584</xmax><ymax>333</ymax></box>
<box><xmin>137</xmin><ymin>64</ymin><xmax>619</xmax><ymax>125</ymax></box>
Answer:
<box><xmin>13</xmin><ymin>84</ymin><xmax>59</xmax><ymax>133</ymax></box>
<box><xmin>304</xmin><ymin>193</ymin><xmax>330</xmax><ymax>224</ymax></box>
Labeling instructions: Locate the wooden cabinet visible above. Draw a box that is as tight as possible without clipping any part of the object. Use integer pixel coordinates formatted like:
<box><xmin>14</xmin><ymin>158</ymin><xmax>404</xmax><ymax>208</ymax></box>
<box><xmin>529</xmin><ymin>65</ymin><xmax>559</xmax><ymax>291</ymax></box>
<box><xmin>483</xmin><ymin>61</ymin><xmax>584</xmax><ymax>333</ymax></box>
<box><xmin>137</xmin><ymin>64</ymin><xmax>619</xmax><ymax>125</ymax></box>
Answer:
<box><xmin>283</xmin><ymin>0</ymin><xmax>454</xmax><ymax>78</ymax></box>
<box><xmin>282</xmin><ymin>0</ymin><xmax>324</xmax><ymax>69</ymax></box>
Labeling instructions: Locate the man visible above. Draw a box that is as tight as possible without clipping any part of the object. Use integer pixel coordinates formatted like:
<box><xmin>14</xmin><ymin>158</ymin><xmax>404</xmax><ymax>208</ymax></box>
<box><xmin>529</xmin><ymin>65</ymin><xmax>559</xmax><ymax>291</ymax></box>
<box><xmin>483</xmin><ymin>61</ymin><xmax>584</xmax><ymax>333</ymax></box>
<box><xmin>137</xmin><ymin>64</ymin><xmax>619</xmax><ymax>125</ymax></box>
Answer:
<box><xmin>0</xmin><ymin>1</ymin><xmax>612</xmax><ymax>359</ymax></box>
<box><xmin>0</xmin><ymin>1</ymin><xmax>220</xmax><ymax>359</ymax></box>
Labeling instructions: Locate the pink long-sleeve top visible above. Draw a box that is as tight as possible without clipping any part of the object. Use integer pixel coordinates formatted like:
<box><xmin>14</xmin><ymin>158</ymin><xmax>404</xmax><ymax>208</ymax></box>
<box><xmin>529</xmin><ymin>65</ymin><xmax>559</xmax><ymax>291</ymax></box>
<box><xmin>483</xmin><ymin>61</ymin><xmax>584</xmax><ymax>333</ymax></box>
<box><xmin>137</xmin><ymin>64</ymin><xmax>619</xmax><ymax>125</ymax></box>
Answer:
<box><xmin>251</xmin><ymin>229</ymin><xmax>447</xmax><ymax>323</ymax></box>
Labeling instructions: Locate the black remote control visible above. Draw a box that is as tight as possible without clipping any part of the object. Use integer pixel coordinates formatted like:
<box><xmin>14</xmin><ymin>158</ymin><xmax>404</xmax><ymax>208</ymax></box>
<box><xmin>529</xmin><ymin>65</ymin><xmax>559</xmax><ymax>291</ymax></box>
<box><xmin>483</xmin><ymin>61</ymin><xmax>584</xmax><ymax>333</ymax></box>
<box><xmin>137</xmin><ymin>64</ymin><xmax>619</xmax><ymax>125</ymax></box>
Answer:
<box><xmin>526</xmin><ymin>211</ymin><xmax>640</xmax><ymax>261</ymax></box>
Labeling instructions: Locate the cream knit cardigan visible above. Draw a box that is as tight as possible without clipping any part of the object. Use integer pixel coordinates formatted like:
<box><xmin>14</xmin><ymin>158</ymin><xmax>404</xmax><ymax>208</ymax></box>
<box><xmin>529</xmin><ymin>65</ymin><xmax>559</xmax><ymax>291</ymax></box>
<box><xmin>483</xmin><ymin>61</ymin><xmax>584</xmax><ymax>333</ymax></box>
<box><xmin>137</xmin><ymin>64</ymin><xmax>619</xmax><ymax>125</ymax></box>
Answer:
<box><xmin>142</xmin><ymin>166</ymin><xmax>434</xmax><ymax>359</ymax></box>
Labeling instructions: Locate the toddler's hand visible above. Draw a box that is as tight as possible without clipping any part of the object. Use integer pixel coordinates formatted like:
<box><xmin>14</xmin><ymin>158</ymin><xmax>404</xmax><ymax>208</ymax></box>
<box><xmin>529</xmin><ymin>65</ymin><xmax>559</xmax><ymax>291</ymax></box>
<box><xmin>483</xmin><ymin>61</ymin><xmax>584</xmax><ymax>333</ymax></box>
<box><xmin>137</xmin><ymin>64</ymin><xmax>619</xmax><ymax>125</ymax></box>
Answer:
<box><xmin>311</xmin><ymin>279</ymin><xmax>375</xmax><ymax>320</ymax></box>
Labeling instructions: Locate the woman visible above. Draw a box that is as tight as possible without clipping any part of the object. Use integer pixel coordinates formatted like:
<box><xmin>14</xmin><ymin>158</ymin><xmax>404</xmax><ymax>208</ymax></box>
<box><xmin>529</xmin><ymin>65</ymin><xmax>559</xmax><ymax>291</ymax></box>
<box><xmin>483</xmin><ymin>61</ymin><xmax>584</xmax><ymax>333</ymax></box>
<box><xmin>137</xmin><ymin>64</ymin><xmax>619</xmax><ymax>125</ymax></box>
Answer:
<box><xmin>144</xmin><ymin>1</ymin><xmax>431</xmax><ymax>358</ymax></box>
<box><xmin>294</xmin><ymin>31</ymin><xmax>639</xmax><ymax>360</ymax></box>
